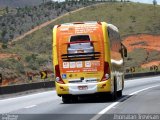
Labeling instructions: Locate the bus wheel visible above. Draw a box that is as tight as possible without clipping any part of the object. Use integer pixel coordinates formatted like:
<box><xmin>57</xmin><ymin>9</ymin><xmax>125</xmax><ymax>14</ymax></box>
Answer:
<box><xmin>111</xmin><ymin>91</ymin><xmax>117</xmax><ymax>101</ymax></box>
<box><xmin>62</xmin><ymin>96</ymin><xmax>71</xmax><ymax>103</ymax></box>
<box><xmin>71</xmin><ymin>96</ymin><xmax>78</xmax><ymax>103</ymax></box>
<box><xmin>111</xmin><ymin>78</ymin><xmax>118</xmax><ymax>101</ymax></box>
<box><xmin>117</xmin><ymin>90</ymin><xmax>122</xmax><ymax>97</ymax></box>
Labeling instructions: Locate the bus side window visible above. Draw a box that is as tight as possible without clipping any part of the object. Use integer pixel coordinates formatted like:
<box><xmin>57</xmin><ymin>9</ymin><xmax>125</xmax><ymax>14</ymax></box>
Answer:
<box><xmin>107</xmin><ymin>25</ymin><xmax>121</xmax><ymax>54</ymax></box>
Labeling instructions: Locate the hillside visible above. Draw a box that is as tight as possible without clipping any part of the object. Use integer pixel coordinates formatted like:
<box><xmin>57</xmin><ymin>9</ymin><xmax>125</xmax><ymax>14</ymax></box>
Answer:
<box><xmin>123</xmin><ymin>34</ymin><xmax>160</xmax><ymax>71</ymax></box>
<box><xmin>0</xmin><ymin>2</ymin><xmax>160</xmax><ymax>86</ymax></box>
<box><xmin>0</xmin><ymin>1</ymin><xmax>92</xmax><ymax>43</ymax></box>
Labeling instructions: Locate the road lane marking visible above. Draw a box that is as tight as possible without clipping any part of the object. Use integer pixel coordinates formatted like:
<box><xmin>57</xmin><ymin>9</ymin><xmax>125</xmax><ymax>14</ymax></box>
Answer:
<box><xmin>90</xmin><ymin>84</ymin><xmax>160</xmax><ymax>120</ymax></box>
<box><xmin>125</xmin><ymin>76</ymin><xmax>160</xmax><ymax>83</ymax></box>
<box><xmin>0</xmin><ymin>91</ymin><xmax>56</xmax><ymax>102</ymax></box>
<box><xmin>24</xmin><ymin>105</ymin><xmax>37</xmax><ymax>109</ymax></box>
<box><xmin>129</xmin><ymin>85</ymin><xmax>160</xmax><ymax>96</ymax></box>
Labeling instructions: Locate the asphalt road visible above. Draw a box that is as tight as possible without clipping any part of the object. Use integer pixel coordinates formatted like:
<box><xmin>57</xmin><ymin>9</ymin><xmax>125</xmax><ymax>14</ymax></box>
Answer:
<box><xmin>0</xmin><ymin>76</ymin><xmax>160</xmax><ymax>120</ymax></box>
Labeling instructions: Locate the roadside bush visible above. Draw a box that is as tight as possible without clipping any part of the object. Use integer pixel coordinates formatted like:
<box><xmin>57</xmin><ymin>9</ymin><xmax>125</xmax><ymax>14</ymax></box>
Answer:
<box><xmin>2</xmin><ymin>43</ymin><xmax>8</xmax><ymax>49</ymax></box>
<box><xmin>25</xmin><ymin>54</ymin><xmax>38</xmax><ymax>62</ymax></box>
<box><xmin>15</xmin><ymin>62</ymin><xmax>25</xmax><ymax>74</ymax></box>
<box><xmin>28</xmin><ymin>62</ymin><xmax>39</xmax><ymax>70</ymax></box>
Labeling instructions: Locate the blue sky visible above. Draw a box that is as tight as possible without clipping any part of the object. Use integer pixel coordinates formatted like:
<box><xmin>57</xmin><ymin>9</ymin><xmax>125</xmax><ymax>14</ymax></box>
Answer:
<box><xmin>52</xmin><ymin>0</ymin><xmax>159</xmax><ymax>5</ymax></box>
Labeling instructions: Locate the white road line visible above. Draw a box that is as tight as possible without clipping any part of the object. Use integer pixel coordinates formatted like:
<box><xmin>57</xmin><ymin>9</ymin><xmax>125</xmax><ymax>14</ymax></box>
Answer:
<box><xmin>24</xmin><ymin>105</ymin><xmax>37</xmax><ymax>109</ymax></box>
<box><xmin>90</xmin><ymin>84</ymin><xmax>160</xmax><ymax>120</ymax></box>
<box><xmin>129</xmin><ymin>85</ymin><xmax>160</xmax><ymax>96</ymax></box>
<box><xmin>125</xmin><ymin>76</ymin><xmax>160</xmax><ymax>83</ymax></box>
<box><xmin>0</xmin><ymin>91</ymin><xmax>56</xmax><ymax>102</ymax></box>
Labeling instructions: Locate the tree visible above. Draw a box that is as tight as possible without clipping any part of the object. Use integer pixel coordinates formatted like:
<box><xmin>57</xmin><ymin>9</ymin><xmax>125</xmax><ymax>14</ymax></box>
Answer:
<box><xmin>1</xmin><ymin>30</ymin><xmax>7</xmax><ymax>39</ymax></box>
<box><xmin>153</xmin><ymin>0</ymin><xmax>157</xmax><ymax>6</ymax></box>
<box><xmin>5</xmin><ymin>7</ymin><xmax>9</xmax><ymax>13</ymax></box>
<box><xmin>2</xmin><ymin>43</ymin><xmax>8</xmax><ymax>49</ymax></box>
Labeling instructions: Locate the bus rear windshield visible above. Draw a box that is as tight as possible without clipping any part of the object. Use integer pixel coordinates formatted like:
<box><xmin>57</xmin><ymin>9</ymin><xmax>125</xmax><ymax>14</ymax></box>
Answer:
<box><xmin>70</xmin><ymin>35</ymin><xmax>90</xmax><ymax>42</ymax></box>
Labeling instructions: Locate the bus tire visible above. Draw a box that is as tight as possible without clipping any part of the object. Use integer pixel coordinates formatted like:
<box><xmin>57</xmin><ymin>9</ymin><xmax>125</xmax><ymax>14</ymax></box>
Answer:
<box><xmin>62</xmin><ymin>96</ymin><xmax>71</xmax><ymax>103</ymax></box>
<box><xmin>111</xmin><ymin>77</ymin><xmax>118</xmax><ymax>101</ymax></box>
<box><xmin>72</xmin><ymin>96</ymin><xmax>78</xmax><ymax>103</ymax></box>
<box><xmin>117</xmin><ymin>90</ymin><xmax>122</xmax><ymax>97</ymax></box>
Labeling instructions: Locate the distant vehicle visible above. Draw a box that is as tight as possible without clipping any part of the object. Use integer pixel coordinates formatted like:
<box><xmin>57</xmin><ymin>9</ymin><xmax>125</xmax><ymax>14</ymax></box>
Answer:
<box><xmin>53</xmin><ymin>21</ymin><xmax>127</xmax><ymax>103</ymax></box>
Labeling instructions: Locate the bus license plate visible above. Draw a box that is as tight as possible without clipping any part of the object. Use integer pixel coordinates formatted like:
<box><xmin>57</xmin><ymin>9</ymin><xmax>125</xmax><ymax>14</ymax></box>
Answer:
<box><xmin>78</xmin><ymin>86</ymin><xmax>88</xmax><ymax>90</ymax></box>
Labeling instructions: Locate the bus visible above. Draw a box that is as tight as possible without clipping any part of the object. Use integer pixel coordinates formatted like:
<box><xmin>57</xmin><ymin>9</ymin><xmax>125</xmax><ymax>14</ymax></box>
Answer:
<box><xmin>53</xmin><ymin>21</ymin><xmax>127</xmax><ymax>103</ymax></box>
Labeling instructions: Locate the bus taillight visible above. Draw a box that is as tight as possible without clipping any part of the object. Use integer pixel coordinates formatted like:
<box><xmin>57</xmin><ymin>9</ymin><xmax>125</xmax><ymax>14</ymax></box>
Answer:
<box><xmin>101</xmin><ymin>62</ymin><xmax>110</xmax><ymax>81</ymax></box>
<box><xmin>55</xmin><ymin>65</ymin><xmax>65</xmax><ymax>84</ymax></box>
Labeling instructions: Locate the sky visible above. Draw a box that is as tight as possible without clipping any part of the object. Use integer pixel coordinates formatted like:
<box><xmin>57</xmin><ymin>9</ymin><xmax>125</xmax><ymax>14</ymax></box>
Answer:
<box><xmin>131</xmin><ymin>0</ymin><xmax>159</xmax><ymax>4</ymax></box>
<box><xmin>52</xmin><ymin>0</ymin><xmax>160</xmax><ymax>5</ymax></box>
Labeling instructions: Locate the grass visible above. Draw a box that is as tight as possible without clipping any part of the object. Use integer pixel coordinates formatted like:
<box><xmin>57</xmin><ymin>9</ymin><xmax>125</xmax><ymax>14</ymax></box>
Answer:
<box><xmin>0</xmin><ymin>8</ymin><xmax>6</xmax><ymax>16</ymax></box>
<box><xmin>125</xmin><ymin>49</ymin><xmax>147</xmax><ymax>67</ymax></box>
<box><xmin>50</xmin><ymin>3</ymin><xmax>160</xmax><ymax>35</ymax></box>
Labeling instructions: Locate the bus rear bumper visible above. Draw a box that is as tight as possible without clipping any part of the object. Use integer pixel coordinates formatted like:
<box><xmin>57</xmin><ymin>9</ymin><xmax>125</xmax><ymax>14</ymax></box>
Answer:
<box><xmin>69</xmin><ymin>83</ymin><xmax>97</xmax><ymax>95</ymax></box>
<box><xmin>56</xmin><ymin>80</ymin><xmax>112</xmax><ymax>95</ymax></box>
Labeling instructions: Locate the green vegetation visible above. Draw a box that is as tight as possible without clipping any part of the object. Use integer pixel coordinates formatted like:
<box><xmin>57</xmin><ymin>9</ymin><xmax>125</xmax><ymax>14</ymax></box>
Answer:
<box><xmin>125</xmin><ymin>49</ymin><xmax>147</xmax><ymax>67</ymax></box>
<box><xmin>55</xmin><ymin>3</ymin><xmax>160</xmax><ymax>36</ymax></box>
<box><xmin>0</xmin><ymin>8</ymin><xmax>6</xmax><ymax>16</ymax></box>
<box><xmin>1</xmin><ymin>43</ymin><xmax>8</xmax><ymax>49</ymax></box>
<box><xmin>0</xmin><ymin>1</ymin><xmax>95</xmax><ymax>43</ymax></box>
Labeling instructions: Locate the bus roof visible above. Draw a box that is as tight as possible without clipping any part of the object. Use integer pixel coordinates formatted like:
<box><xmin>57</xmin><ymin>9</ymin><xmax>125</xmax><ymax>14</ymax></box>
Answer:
<box><xmin>55</xmin><ymin>22</ymin><xmax>119</xmax><ymax>33</ymax></box>
<box><xmin>55</xmin><ymin>21</ymin><xmax>103</xmax><ymax>28</ymax></box>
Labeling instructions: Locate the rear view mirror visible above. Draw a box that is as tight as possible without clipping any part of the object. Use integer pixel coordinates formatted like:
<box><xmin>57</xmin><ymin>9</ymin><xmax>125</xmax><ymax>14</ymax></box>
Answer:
<box><xmin>121</xmin><ymin>43</ymin><xmax>127</xmax><ymax>57</ymax></box>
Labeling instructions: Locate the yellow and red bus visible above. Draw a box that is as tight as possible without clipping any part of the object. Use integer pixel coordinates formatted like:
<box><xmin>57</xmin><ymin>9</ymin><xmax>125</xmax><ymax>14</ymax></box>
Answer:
<box><xmin>53</xmin><ymin>21</ymin><xmax>127</xmax><ymax>103</ymax></box>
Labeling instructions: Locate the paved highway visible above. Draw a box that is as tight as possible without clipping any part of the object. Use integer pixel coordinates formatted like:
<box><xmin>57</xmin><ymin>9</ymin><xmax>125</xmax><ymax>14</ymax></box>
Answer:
<box><xmin>0</xmin><ymin>76</ymin><xmax>160</xmax><ymax>120</ymax></box>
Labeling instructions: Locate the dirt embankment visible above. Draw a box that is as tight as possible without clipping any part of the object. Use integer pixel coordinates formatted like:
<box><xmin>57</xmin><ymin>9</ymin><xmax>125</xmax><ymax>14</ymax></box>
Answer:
<box><xmin>0</xmin><ymin>53</ymin><xmax>19</xmax><ymax>59</ymax></box>
<box><xmin>123</xmin><ymin>34</ymin><xmax>160</xmax><ymax>52</ymax></box>
<box><xmin>141</xmin><ymin>61</ymin><xmax>160</xmax><ymax>68</ymax></box>
<box><xmin>122</xmin><ymin>34</ymin><xmax>160</xmax><ymax>68</ymax></box>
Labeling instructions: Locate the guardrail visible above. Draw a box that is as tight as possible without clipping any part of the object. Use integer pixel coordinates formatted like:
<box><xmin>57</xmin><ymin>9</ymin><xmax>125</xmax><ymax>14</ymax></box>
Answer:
<box><xmin>125</xmin><ymin>71</ymin><xmax>160</xmax><ymax>79</ymax></box>
<box><xmin>0</xmin><ymin>81</ymin><xmax>54</xmax><ymax>95</ymax></box>
<box><xmin>0</xmin><ymin>72</ymin><xmax>160</xmax><ymax>95</ymax></box>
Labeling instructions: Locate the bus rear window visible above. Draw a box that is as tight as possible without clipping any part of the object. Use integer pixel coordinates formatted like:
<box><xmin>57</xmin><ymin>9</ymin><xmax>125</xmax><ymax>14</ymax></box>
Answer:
<box><xmin>70</xmin><ymin>35</ymin><xmax>90</xmax><ymax>42</ymax></box>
